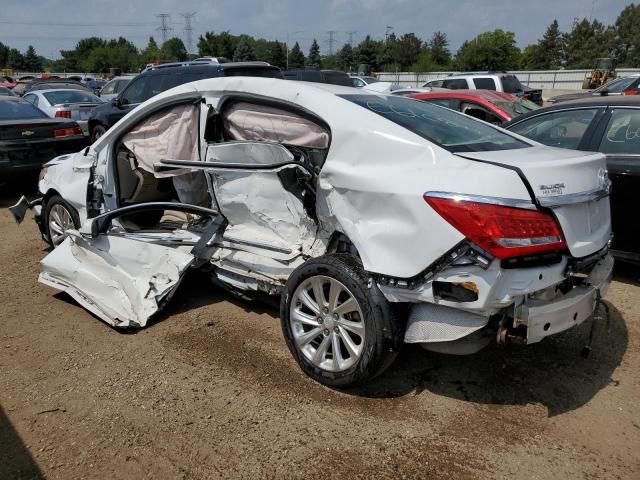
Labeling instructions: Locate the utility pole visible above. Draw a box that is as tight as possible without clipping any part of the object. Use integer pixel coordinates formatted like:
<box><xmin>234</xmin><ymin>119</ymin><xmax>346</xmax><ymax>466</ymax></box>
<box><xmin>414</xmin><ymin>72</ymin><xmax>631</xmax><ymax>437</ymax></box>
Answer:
<box><xmin>156</xmin><ymin>14</ymin><xmax>172</xmax><ymax>44</ymax></box>
<box><xmin>181</xmin><ymin>12</ymin><xmax>196</xmax><ymax>55</ymax></box>
<box><xmin>326</xmin><ymin>30</ymin><xmax>337</xmax><ymax>55</ymax></box>
<box><xmin>385</xmin><ymin>25</ymin><xmax>393</xmax><ymax>42</ymax></box>
<box><xmin>346</xmin><ymin>31</ymin><xmax>357</xmax><ymax>46</ymax></box>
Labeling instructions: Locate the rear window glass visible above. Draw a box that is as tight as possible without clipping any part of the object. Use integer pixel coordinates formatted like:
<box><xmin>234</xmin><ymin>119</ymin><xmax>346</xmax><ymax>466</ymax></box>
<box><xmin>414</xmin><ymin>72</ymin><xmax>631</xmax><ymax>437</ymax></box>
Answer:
<box><xmin>501</xmin><ymin>75</ymin><xmax>523</xmax><ymax>94</ymax></box>
<box><xmin>223</xmin><ymin>67</ymin><xmax>282</xmax><ymax>79</ymax></box>
<box><xmin>595</xmin><ymin>77</ymin><xmax>637</xmax><ymax>94</ymax></box>
<box><xmin>494</xmin><ymin>99</ymin><xmax>539</xmax><ymax>118</ymax></box>
<box><xmin>0</xmin><ymin>100</ymin><xmax>47</xmax><ymax>120</ymax></box>
<box><xmin>340</xmin><ymin>94</ymin><xmax>528</xmax><ymax>152</ymax></box>
<box><xmin>43</xmin><ymin>91</ymin><xmax>101</xmax><ymax>105</ymax></box>
<box><xmin>472</xmin><ymin>78</ymin><xmax>497</xmax><ymax>90</ymax></box>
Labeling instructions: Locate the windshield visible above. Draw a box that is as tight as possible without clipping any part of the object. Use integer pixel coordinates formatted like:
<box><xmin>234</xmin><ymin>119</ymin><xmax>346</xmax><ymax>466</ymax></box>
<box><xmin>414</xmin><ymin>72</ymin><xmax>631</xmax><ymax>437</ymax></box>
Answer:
<box><xmin>594</xmin><ymin>77</ymin><xmax>636</xmax><ymax>93</ymax></box>
<box><xmin>340</xmin><ymin>94</ymin><xmax>529</xmax><ymax>152</ymax></box>
<box><xmin>362</xmin><ymin>76</ymin><xmax>380</xmax><ymax>84</ymax></box>
<box><xmin>501</xmin><ymin>75</ymin><xmax>523</xmax><ymax>94</ymax></box>
<box><xmin>0</xmin><ymin>100</ymin><xmax>47</xmax><ymax>120</ymax></box>
<box><xmin>494</xmin><ymin>98</ymin><xmax>539</xmax><ymax>118</ymax></box>
<box><xmin>44</xmin><ymin>90</ymin><xmax>102</xmax><ymax>105</ymax></box>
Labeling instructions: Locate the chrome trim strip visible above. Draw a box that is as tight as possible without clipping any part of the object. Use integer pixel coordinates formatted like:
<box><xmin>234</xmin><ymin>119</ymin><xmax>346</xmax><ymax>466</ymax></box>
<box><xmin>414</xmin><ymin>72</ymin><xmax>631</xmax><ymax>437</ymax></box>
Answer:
<box><xmin>536</xmin><ymin>184</ymin><xmax>610</xmax><ymax>207</ymax></box>
<box><xmin>423</xmin><ymin>191</ymin><xmax>536</xmax><ymax>210</ymax></box>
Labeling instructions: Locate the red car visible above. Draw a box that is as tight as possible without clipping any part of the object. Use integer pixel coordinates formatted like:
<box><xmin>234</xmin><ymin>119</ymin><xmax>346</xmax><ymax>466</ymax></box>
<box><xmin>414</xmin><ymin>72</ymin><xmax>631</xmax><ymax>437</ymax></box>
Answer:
<box><xmin>0</xmin><ymin>76</ymin><xmax>16</xmax><ymax>90</ymax></box>
<box><xmin>408</xmin><ymin>89</ymin><xmax>539</xmax><ymax>125</ymax></box>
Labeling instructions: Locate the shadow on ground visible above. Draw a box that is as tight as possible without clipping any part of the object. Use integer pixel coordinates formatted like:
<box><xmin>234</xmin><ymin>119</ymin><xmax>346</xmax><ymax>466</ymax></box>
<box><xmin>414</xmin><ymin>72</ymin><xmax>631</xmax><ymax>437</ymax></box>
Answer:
<box><xmin>0</xmin><ymin>174</ymin><xmax>39</xmax><ymax>209</ymax></box>
<box><xmin>0</xmin><ymin>406</ymin><xmax>43</xmax><ymax>480</ymax></box>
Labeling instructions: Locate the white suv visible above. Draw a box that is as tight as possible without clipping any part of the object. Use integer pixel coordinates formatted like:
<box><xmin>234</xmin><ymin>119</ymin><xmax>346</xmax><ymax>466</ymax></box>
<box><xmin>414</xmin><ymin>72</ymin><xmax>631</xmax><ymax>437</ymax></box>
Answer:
<box><xmin>424</xmin><ymin>73</ymin><xmax>543</xmax><ymax>104</ymax></box>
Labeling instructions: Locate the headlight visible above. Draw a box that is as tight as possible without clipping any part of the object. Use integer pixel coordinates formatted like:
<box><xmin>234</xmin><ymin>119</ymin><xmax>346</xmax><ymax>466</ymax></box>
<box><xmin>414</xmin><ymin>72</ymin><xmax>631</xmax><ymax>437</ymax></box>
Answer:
<box><xmin>39</xmin><ymin>167</ymin><xmax>49</xmax><ymax>182</ymax></box>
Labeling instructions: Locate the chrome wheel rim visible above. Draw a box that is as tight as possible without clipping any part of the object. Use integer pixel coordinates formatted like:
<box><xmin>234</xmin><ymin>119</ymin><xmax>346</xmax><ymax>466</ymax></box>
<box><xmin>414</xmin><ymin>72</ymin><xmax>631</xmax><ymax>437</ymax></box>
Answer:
<box><xmin>290</xmin><ymin>275</ymin><xmax>365</xmax><ymax>372</ymax></box>
<box><xmin>48</xmin><ymin>204</ymin><xmax>75</xmax><ymax>246</ymax></box>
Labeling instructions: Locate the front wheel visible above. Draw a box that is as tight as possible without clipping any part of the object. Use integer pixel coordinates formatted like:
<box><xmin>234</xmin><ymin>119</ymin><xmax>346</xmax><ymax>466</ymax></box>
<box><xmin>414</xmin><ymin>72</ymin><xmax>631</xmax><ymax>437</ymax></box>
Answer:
<box><xmin>44</xmin><ymin>195</ymin><xmax>80</xmax><ymax>247</ymax></box>
<box><xmin>280</xmin><ymin>254</ymin><xmax>399</xmax><ymax>387</ymax></box>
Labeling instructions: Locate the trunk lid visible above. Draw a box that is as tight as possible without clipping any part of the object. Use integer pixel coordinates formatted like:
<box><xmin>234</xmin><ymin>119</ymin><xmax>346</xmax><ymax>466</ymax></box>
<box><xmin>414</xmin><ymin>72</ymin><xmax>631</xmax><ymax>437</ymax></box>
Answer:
<box><xmin>0</xmin><ymin>118</ymin><xmax>78</xmax><ymax>140</ymax></box>
<box><xmin>456</xmin><ymin>146</ymin><xmax>611</xmax><ymax>258</ymax></box>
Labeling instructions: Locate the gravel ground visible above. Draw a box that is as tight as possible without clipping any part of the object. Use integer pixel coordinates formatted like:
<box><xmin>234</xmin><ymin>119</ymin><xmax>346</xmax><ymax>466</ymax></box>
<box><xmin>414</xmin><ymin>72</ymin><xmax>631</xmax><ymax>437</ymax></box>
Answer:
<box><xmin>1</xmin><ymin>177</ymin><xmax>639</xmax><ymax>480</ymax></box>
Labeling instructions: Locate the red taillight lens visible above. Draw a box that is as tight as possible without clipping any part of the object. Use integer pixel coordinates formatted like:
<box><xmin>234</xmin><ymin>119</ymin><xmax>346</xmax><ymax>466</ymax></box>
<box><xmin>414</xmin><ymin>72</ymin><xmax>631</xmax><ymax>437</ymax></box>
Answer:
<box><xmin>424</xmin><ymin>196</ymin><xmax>566</xmax><ymax>259</ymax></box>
<box><xmin>54</xmin><ymin>126</ymin><xmax>83</xmax><ymax>137</ymax></box>
<box><xmin>623</xmin><ymin>89</ymin><xmax>639</xmax><ymax>96</ymax></box>
<box><xmin>55</xmin><ymin>110</ymin><xmax>72</xmax><ymax>118</ymax></box>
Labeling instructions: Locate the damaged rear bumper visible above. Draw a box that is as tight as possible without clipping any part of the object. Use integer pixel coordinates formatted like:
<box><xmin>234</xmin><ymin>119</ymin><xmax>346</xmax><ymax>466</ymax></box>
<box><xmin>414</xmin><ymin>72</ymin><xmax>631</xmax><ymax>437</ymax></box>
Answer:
<box><xmin>399</xmin><ymin>253</ymin><xmax>614</xmax><ymax>353</ymax></box>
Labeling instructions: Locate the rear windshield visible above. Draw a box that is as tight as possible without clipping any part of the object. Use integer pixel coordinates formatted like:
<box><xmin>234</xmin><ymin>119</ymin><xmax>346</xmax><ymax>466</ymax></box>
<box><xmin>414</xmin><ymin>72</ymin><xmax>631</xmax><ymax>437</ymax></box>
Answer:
<box><xmin>222</xmin><ymin>67</ymin><xmax>283</xmax><ymax>79</ymax></box>
<box><xmin>0</xmin><ymin>100</ymin><xmax>47</xmax><ymax>120</ymax></box>
<box><xmin>594</xmin><ymin>77</ymin><xmax>637</xmax><ymax>93</ymax></box>
<box><xmin>339</xmin><ymin>94</ymin><xmax>529</xmax><ymax>152</ymax></box>
<box><xmin>501</xmin><ymin>75</ymin><xmax>523</xmax><ymax>94</ymax></box>
<box><xmin>44</xmin><ymin>90</ymin><xmax>101</xmax><ymax>105</ymax></box>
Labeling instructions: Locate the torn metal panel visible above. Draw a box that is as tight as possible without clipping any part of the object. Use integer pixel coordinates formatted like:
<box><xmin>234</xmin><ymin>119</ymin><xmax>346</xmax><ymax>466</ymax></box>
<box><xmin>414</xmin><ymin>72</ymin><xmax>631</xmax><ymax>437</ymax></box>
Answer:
<box><xmin>39</xmin><ymin>233</ymin><xmax>194</xmax><ymax>328</ymax></box>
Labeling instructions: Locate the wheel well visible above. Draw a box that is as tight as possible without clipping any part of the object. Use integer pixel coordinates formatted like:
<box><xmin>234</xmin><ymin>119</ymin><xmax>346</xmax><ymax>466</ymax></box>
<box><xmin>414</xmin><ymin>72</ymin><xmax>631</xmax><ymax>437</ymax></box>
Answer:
<box><xmin>327</xmin><ymin>232</ymin><xmax>359</xmax><ymax>257</ymax></box>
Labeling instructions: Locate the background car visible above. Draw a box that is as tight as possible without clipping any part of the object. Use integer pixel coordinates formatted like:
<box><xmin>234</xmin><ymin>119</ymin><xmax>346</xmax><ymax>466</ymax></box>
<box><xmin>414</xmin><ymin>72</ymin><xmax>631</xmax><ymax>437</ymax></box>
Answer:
<box><xmin>424</xmin><ymin>73</ymin><xmax>543</xmax><ymax>105</ymax></box>
<box><xmin>504</xmin><ymin>96</ymin><xmax>640</xmax><ymax>263</ymax></box>
<box><xmin>89</xmin><ymin>61</ymin><xmax>283</xmax><ymax>141</ymax></box>
<box><xmin>550</xmin><ymin>74</ymin><xmax>640</xmax><ymax>103</ymax></box>
<box><xmin>283</xmin><ymin>69</ymin><xmax>352</xmax><ymax>86</ymax></box>
<box><xmin>98</xmin><ymin>75</ymin><xmax>136</xmax><ymax>102</ymax></box>
<box><xmin>0</xmin><ymin>75</ymin><xmax>16</xmax><ymax>89</ymax></box>
<box><xmin>0</xmin><ymin>86</ymin><xmax>16</xmax><ymax>96</ymax></box>
<box><xmin>81</xmin><ymin>78</ymin><xmax>107</xmax><ymax>94</ymax></box>
<box><xmin>408</xmin><ymin>89</ymin><xmax>539</xmax><ymax>125</ymax></box>
<box><xmin>23</xmin><ymin>79</ymin><xmax>93</xmax><ymax>96</ymax></box>
<box><xmin>350</xmin><ymin>75</ymin><xmax>381</xmax><ymax>88</ymax></box>
<box><xmin>0</xmin><ymin>96</ymin><xmax>88</xmax><ymax>181</ymax></box>
<box><xmin>23</xmin><ymin>89</ymin><xmax>104</xmax><ymax>136</ymax></box>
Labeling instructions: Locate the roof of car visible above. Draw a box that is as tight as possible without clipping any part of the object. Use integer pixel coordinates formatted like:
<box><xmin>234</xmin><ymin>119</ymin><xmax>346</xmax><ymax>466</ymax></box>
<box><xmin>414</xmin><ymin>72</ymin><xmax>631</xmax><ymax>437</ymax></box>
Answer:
<box><xmin>30</xmin><ymin>88</ymin><xmax>100</xmax><ymax>95</ymax></box>
<box><xmin>504</xmin><ymin>95</ymin><xmax>640</xmax><ymax>126</ymax></box>
<box><xmin>142</xmin><ymin>61</ymin><xmax>277</xmax><ymax>74</ymax></box>
<box><xmin>410</xmin><ymin>89</ymin><xmax>516</xmax><ymax>102</ymax></box>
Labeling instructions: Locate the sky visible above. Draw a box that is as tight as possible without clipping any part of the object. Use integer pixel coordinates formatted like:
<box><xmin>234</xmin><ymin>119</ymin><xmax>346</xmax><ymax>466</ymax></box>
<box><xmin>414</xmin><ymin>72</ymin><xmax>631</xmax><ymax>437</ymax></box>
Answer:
<box><xmin>0</xmin><ymin>0</ymin><xmax>633</xmax><ymax>59</ymax></box>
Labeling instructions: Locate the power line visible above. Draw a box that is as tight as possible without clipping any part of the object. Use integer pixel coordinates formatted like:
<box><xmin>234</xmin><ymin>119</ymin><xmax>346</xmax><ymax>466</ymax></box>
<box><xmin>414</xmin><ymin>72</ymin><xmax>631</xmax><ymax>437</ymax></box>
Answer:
<box><xmin>181</xmin><ymin>12</ymin><xmax>196</xmax><ymax>55</ymax></box>
<box><xmin>156</xmin><ymin>14</ymin><xmax>172</xmax><ymax>44</ymax></box>
<box><xmin>326</xmin><ymin>30</ymin><xmax>337</xmax><ymax>55</ymax></box>
<box><xmin>0</xmin><ymin>20</ymin><xmax>163</xmax><ymax>27</ymax></box>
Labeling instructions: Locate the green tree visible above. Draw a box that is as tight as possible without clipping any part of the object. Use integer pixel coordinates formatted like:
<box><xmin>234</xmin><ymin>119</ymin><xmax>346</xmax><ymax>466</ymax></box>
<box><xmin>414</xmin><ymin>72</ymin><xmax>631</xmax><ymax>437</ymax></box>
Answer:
<box><xmin>0</xmin><ymin>41</ymin><xmax>8</xmax><ymax>68</ymax></box>
<box><xmin>141</xmin><ymin>36</ymin><xmax>160</xmax><ymax>64</ymax></box>
<box><xmin>336</xmin><ymin>43</ymin><xmax>354</xmax><ymax>71</ymax></box>
<box><xmin>355</xmin><ymin>35</ymin><xmax>380</xmax><ymax>71</ymax></box>
<box><xmin>268</xmin><ymin>41</ymin><xmax>287</xmax><ymax>68</ymax></box>
<box><xmin>396</xmin><ymin>33</ymin><xmax>423</xmax><ymax>69</ymax></box>
<box><xmin>519</xmin><ymin>44</ymin><xmax>541</xmax><ymax>69</ymax></box>
<box><xmin>233</xmin><ymin>36</ymin><xmax>257</xmax><ymax>61</ymax></box>
<box><xmin>538</xmin><ymin>20</ymin><xmax>565</xmax><ymax>68</ymax></box>
<box><xmin>564</xmin><ymin>19</ymin><xmax>612</xmax><ymax>68</ymax></box>
<box><xmin>454</xmin><ymin>29</ymin><xmax>521</xmax><ymax>71</ymax></box>
<box><xmin>60</xmin><ymin>37</ymin><xmax>106</xmax><ymax>71</ymax></box>
<box><xmin>307</xmin><ymin>38</ymin><xmax>321</xmax><ymax>68</ymax></box>
<box><xmin>612</xmin><ymin>3</ymin><xmax>640</xmax><ymax>67</ymax></box>
<box><xmin>411</xmin><ymin>51</ymin><xmax>435</xmax><ymax>73</ymax></box>
<box><xmin>7</xmin><ymin>48</ymin><xmax>25</xmax><ymax>70</ymax></box>
<box><xmin>161</xmin><ymin>37</ymin><xmax>188</xmax><ymax>61</ymax></box>
<box><xmin>288</xmin><ymin>42</ymin><xmax>305</xmax><ymax>69</ymax></box>
<box><xmin>378</xmin><ymin>32</ymin><xmax>398</xmax><ymax>70</ymax></box>
<box><xmin>428</xmin><ymin>31</ymin><xmax>451</xmax><ymax>66</ymax></box>
<box><xmin>197</xmin><ymin>31</ymin><xmax>239</xmax><ymax>59</ymax></box>
<box><xmin>24</xmin><ymin>45</ymin><xmax>42</xmax><ymax>71</ymax></box>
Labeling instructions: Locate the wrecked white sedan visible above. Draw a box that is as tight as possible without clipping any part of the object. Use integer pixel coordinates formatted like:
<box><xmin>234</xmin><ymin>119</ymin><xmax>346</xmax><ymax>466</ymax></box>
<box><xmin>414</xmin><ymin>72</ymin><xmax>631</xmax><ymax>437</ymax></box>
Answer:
<box><xmin>12</xmin><ymin>77</ymin><xmax>613</xmax><ymax>387</ymax></box>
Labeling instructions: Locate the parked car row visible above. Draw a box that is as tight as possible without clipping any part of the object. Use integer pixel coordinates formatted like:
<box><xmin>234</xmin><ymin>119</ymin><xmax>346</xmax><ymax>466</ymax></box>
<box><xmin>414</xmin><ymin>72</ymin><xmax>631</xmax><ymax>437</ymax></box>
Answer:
<box><xmin>10</xmin><ymin>75</ymin><xmax>615</xmax><ymax>389</ymax></box>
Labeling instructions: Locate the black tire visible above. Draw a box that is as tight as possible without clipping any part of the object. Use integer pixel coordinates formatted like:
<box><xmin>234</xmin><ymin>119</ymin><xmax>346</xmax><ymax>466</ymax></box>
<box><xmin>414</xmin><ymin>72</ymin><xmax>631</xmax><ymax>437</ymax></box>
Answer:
<box><xmin>280</xmin><ymin>253</ymin><xmax>400</xmax><ymax>388</ymax></box>
<box><xmin>90</xmin><ymin>124</ymin><xmax>106</xmax><ymax>142</ymax></box>
<box><xmin>43</xmin><ymin>194</ymin><xmax>80</xmax><ymax>247</ymax></box>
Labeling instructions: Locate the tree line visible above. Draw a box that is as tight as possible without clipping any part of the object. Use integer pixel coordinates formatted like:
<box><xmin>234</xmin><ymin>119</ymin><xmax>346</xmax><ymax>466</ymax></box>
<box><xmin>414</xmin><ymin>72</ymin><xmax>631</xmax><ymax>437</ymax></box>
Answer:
<box><xmin>1</xmin><ymin>3</ymin><xmax>639</xmax><ymax>74</ymax></box>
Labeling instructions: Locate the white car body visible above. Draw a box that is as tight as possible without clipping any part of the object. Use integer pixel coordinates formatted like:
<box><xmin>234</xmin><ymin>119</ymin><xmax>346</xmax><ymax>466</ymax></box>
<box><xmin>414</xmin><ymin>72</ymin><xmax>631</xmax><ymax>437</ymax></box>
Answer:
<box><xmin>22</xmin><ymin>89</ymin><xmax>104</xmax><ymax>135</ymax></box>
<box><xmin>12</xmin><ymin>77</ymin><xmax>613</xmax><ymax>385</ymax></box>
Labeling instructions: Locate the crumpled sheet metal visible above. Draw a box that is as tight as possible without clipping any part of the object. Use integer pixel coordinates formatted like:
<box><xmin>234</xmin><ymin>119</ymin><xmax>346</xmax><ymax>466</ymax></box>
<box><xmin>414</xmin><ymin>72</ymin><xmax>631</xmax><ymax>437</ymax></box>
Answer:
<box><xmin>39</xmin><ymin>234</ymin><xmax>194</xmax><ymax>328</ymax></box>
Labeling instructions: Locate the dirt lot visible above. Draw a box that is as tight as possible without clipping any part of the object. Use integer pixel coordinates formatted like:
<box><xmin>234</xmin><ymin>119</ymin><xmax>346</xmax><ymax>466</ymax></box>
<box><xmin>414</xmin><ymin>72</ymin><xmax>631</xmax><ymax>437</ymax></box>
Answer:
<box><xmin>1</xmin><ymin>178</ymin><xmax>639</xmax><ymax>480</ymax></box>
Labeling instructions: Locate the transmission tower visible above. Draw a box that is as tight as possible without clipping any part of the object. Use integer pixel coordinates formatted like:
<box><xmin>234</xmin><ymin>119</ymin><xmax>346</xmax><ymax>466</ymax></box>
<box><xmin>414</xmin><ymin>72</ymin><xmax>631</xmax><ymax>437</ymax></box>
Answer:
<box><xmin>156</xmin><ymin>13</ymin><xmax>172</xmax><ymax>44</ymax></box>
<box><xmin>347</xmin><ymin>31</ymin><xmax>357</xmax><ymax>46</ymax></box>
<box><xmin>326</xmin><ymin>30</ymin><xmax>337</xmax><ymax>55</ymax></box>
<box><xmin>181</xmin><ymin>12</ymin><xmax>196</xmax><ymax>54</ymax></box>
<box><xmin>385</xmin><ymin>25</ymin><xmax>394</xmax><ymax>41</ymax></box>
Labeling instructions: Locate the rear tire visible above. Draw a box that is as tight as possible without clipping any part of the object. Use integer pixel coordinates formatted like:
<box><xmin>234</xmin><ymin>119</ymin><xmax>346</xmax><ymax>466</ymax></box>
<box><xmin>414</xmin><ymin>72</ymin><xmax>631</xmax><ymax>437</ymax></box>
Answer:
<box><xmin>90</xmin><ymin>124</ymin><xmax>106</xmax><ymax>142</ymax></box>
<box><xmin>44</xmin><ymin>195</ymin><xmax>80</xmax><ymax>247</ymax></box>
<box><xmin>280</xmin><ymin>254</ymin><xmax>400</xmax><ymax>387</ymax></box>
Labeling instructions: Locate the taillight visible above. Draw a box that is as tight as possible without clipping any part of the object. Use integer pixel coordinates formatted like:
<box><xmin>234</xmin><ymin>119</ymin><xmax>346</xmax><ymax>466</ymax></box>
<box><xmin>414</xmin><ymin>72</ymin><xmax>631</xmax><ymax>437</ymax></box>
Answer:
<box><xmin>54</xmin><ymin>126</ymin><xmax>83</xmax><ymax>137</ymax></box>
<box><xmin>424</xmin><ymin>196</ymin><xmax>566</xmax><ymax>259</ymax></box>
<box><xmin>623</xmin><ymin>89</ymin><xmax>639</xmax><ymax>96</ymax></box>
<box><xmin>55</xmin><ymin>110</ymin><xmax>72</xmax><ymax>118</ymax></box>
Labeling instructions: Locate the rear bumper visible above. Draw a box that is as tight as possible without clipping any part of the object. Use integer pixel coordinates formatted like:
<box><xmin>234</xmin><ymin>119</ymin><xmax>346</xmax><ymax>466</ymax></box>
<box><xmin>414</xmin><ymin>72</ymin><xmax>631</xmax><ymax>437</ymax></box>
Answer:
<box><xmin>521</xmin><ymin>253</ymin><xmax>613</xmax><ymax>344</ymax></box>
<box><xmin>0</xmin><ymin>137</ymin><xmax>89</xmax><ymax>176</ymax></box>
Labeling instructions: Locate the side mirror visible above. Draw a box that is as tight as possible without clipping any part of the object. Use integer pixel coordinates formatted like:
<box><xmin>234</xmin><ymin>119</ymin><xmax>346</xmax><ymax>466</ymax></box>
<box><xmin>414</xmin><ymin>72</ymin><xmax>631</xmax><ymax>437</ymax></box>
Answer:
<box><xmin>111</xmin><ymin>97</ymin><xmax>122</xmax><ymax>108</ymax></box>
